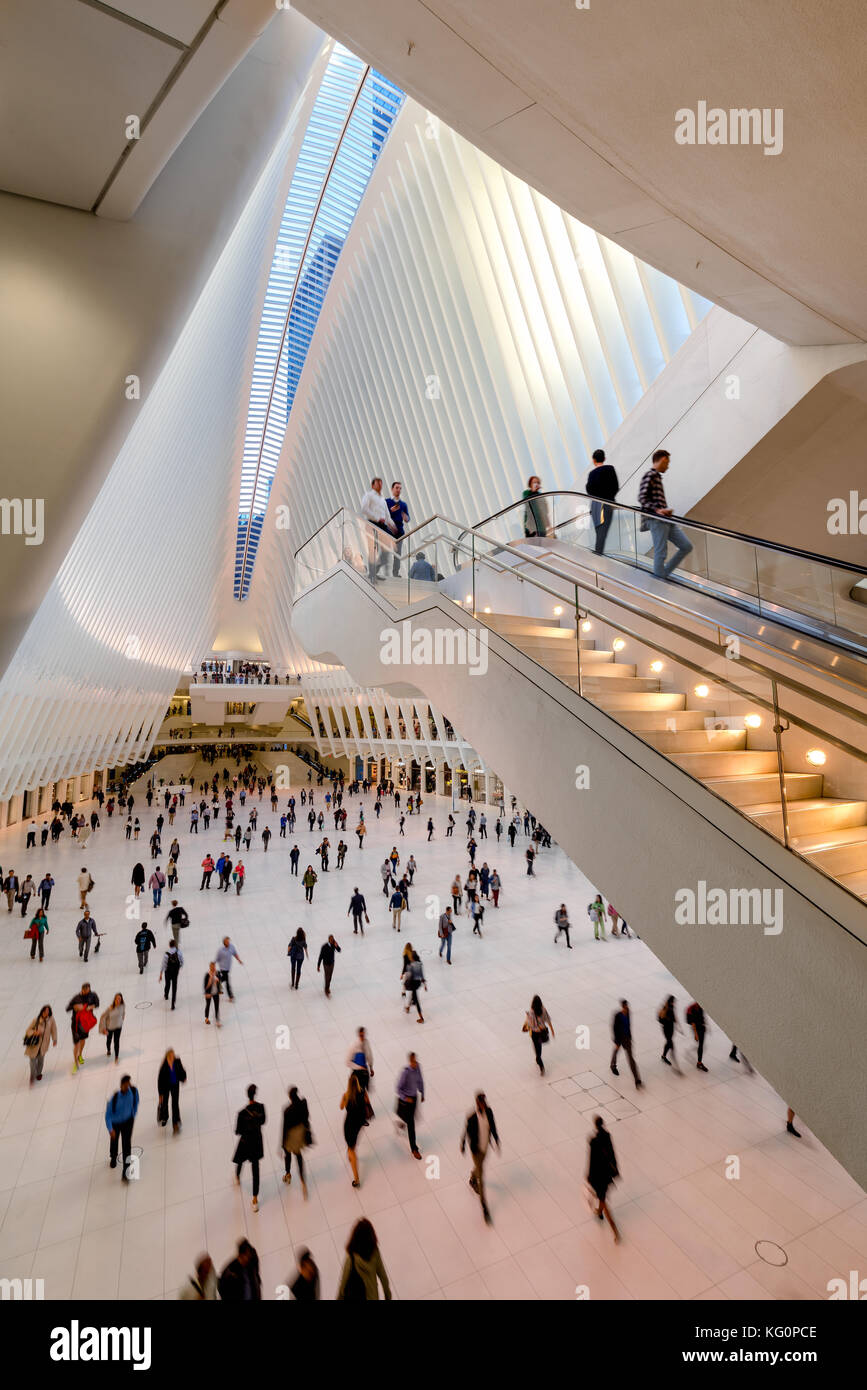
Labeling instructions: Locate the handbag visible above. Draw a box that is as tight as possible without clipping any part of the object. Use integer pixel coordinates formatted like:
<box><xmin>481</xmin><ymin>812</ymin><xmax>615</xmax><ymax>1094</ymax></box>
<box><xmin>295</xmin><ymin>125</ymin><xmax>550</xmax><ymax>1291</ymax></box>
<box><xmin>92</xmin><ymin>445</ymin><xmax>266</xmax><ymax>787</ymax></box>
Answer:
<box><xmin>23</xmin><ymin>1031</ymin><xmax>41</xmax><ymax>1048</ymax></box>
<box><xmin>538</xmin><ymin>1026</ymin><xmax>550</xmax><ymax>1045</ymax></box>
<box><xmin>23</xmin><ymin>925</ymin><xmax>37</xmax><ymax>940</ymax></box>
<box><xmin>77</xmin><ymin>1008</ymin><xmax>97</xmax><ymax>1034</ymax></box>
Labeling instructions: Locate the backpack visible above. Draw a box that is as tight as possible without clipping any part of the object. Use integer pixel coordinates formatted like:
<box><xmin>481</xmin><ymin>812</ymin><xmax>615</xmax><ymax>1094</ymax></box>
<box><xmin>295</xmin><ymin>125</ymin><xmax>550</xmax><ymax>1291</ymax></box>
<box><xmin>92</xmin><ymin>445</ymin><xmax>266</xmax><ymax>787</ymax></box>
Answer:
<box><xmin>342</xmin><ymin>1254</ymin><xmax>366</xmax><ymax>1302</ymax></box>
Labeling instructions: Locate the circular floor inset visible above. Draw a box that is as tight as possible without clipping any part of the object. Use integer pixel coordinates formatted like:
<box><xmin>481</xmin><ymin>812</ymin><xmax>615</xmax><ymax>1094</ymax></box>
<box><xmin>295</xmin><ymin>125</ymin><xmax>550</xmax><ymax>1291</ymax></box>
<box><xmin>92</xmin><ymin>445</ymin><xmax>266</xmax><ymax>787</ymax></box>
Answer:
<box><xmin>755</xmin><ymin>1240</ymin><xmax>788</xmax><ymax>1266</ymax></box>
<box><xmin>134</xmin><ymin>1001</ymin><xmax>153</xmax><ymax>1009</ymax></box>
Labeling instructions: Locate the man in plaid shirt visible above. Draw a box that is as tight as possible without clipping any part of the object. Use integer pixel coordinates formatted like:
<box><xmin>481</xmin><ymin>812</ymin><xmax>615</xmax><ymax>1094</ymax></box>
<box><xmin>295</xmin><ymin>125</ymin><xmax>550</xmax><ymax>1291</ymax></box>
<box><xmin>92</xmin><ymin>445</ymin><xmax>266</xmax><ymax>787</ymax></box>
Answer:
<box><xmin>637</xmin><ymin>449</ymin><xmax>693</xmax><ymax>579</ymax></box>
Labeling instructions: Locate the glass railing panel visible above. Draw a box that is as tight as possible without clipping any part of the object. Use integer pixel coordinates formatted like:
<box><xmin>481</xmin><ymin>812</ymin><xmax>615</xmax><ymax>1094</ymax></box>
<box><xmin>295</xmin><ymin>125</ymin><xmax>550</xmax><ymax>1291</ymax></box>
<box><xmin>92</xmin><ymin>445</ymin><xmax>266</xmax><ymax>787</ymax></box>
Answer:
<box><xmin>293</xmin><ymin>511</ymin><xmax>343</xmax><ymax>598</ymax></box>
<box><xmin>755</xmin><ymin>549</ymin><xmax>838</xmax><ymax>629</ymax></box>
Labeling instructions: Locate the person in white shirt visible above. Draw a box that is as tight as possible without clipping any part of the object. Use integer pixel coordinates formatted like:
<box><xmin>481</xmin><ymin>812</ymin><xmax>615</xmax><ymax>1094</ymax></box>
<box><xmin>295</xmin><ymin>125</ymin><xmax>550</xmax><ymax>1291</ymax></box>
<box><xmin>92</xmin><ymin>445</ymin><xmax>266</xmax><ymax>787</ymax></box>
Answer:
<box><xmin>359</xmin><ymin>477</ymin><xmax>396</xmax><ymax>581</ymax></box>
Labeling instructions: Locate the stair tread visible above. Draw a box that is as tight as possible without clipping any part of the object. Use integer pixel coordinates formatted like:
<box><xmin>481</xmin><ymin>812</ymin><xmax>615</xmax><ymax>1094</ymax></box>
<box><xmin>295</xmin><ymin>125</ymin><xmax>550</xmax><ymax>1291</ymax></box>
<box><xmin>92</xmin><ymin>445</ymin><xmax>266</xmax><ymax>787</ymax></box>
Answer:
<box><xmin>793</xmin><ymin>824</ymin><xmax>867</xmax><ymax>850</ymax></box>
<box><xmin>748</xmin><ymin>797</ymin><xmax>865</xmax><ymax>814</ymax></box>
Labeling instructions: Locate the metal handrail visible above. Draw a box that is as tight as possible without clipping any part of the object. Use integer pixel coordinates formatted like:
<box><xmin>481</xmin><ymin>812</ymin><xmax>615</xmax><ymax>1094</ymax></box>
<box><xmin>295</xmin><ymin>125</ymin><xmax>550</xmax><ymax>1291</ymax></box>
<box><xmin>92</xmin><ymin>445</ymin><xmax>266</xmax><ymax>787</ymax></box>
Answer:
<box><xmin>296</xmin><ymin>508</ymin><xmax>867</xmax><ymax>766</ymax></box>
<box><xmin>468</xmin><ymin>489</ymin><xmax>867</xmax><ymax>577</ymax></box>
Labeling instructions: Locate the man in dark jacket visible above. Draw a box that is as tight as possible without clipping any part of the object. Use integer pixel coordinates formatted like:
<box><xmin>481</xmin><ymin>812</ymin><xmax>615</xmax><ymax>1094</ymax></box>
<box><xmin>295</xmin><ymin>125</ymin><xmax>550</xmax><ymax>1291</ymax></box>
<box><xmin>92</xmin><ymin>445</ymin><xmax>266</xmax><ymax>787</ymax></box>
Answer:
<box><xmin>610</xmin><ymin>999</ymin><xmax>642</xmax><ymax>1088</ymax></box>
<box><xmin>585</xmin><ymin>448</ymin><xmax>620</xmax><ymax>555</ymax></box>
<box><xmin>461</xmin><ymin>1092</ymin><xmax>500</xmax><ymax>1224</ymax></box>
<box><xmin>317</xmin><ymin>935</ymin><xmax>341</xmax><ymax>996</ymax></box>
<box><xmin>134</xmin><ymin>922</ymin><xmax>157</xmax><ymax>973</ymax></box>
<box><xmin>67</xmin><ymin>982</ymin><xmax>100</xmax><ymax>1073</ymax></box>
<box><xmin>219</xmin><ymin>1239</ymin><xmax>262</xmax><ymax>1301</ymax></box>
<box><xmin>348</xmin><ymin>888</ymin><xmax>368</xmax><ymax>935</ymax></box>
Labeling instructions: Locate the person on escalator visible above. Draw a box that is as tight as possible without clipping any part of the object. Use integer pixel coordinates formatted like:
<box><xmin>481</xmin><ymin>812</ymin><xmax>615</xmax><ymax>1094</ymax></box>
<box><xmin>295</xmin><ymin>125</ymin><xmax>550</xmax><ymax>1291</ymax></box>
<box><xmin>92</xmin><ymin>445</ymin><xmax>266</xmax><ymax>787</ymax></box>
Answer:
<box><xmin>637</xmin><ymin>450</ymin><xmax>694</xmax><ymax>579</ymax></box>
<box><xmin>359</xmin><ymin>477</ymin><xmax>396</xmax><ymax>580</ymax></box>
<box><xmin>586</xmin><ymin>449</ymin><xmax>620</xmax><ymax>556</ymax></box>
<box><xmin>522</xmin><ymin>476</ymin><xmax>550</xmax><ymax>540</ymax></box>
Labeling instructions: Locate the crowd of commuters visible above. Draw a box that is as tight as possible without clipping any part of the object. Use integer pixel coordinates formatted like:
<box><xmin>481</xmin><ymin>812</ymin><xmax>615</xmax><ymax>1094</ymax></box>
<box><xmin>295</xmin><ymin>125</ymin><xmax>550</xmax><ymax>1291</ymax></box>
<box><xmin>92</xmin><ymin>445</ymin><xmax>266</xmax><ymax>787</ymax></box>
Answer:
<box><xmin>8</xmin><ymin>752</ymin><xmax>801</xmax><ymax>1298</ymax></box>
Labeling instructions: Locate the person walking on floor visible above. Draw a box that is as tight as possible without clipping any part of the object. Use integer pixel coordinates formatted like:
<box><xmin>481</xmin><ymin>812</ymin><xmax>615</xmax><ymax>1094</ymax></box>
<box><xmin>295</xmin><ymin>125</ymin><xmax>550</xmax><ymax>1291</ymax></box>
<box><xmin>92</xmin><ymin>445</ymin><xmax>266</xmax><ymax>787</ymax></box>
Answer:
<box><xmin>637</xmin><ymin>448</ymin><xmax>693</xmax><ymax>580</ymax></box>
<box><xmin>302</xmin><ymin>865</ymin><xmax>318</xmax><ymax>903</ymax></box>
<box><xmin>27</xmin><ymin>906</ymin><xmax>49</xmax><ymax>961</ymax></box>
<box><xmin>24</xmin><ymin>1004</ymin><xmax>57</xmax><ymax>1084</ymax></box>
<box><xmin>99</xmin><ymin>993</ymin><xmax>125</xmax><ymax>1063</ymax></box>
<box><xmin>76</xmin><ymin>908</ymin><xmax>96</xmax><ymax>962</ymax></box>
<box><xmin>587</xmin><ymin>1115</ymin><xmax>621</xmax><ymax>1242</ymax></box>
<box><xmin>131</xmin><ymin>862</ymin><xmax>145</xmax><ymax>899</ymax></box>
<box><xmin>588</xmin><ymin>893</ymin><xmax>606</xmax><ymax>940</ymax></box>
<box><xmin>348</xmin><ymin>1028</ymin><xmax>374</xmax><ymax>1095</ymax></box>
<box><xmin>461</xmin><ymin>1091</ymin><xmax>500</xmax><ymax>1224</ymax></box>
<box><xmin>438</xmin><ymin>906</ymin><xmax>455</xmax><ymax>962</ymax></box>
<box><xmin>216</xmin><ymin>936</ymin><xmax>243</xmax><ymax>1000</ymax></box>
<box><xmin>233</xmin><ymin>1084</ymin><xmax>266</xmax><ymax>1212</ymax></box>
<box><xmin>77</xmin><ymin>866</ymin><xmax>93</xmax><ymax>909</ymax></box>
<box><xmin>340</xmin><ymin>1071</ymin><xmax>367</xmax><ymax>1188</ymax></box>
<box><xmin>686</xmin><ymin>1001</ymin><xmax>709</xmax><ymax>1071</ymax></box>
<box><xmin>149</xmin><ymin>865</ymin><xmax>166</xmax><ymax>907</ymax></box>
<box><xmin>203</xmin><ymin>961</ymin><xmax>222</xmax><ymax>1026</ymax></box>
<box><xmin>289</xmin><ymin>844</ymin><xmax>300</xmax><ymax>876</ymax></box>
<box><xmin>219</xmin><ymin>1240</ymin><xmax>261</xmax><ymax>1301</ymax></box>
<box><xmin>524</xmin><ymin>995</ymin><xmax>554</xmax><ymax>1075</ymax></box>
<box><xmin>289</xmin><ymin>1248</ymin><xmax>319</xmax><ymax>1301</ymax></box>
<box><xmin>389</xmin><ymin>884</ymin><xmax>405</xmax><ymax>932</ymax></box>
<box><xmin>402</xmin><ymin>951</ymin><xmax>427</xmax><ymax>1023</ymax></box>
<box><xmin>451</xmin><ymin>874</ymin><xmax>462</xmax><ymax>914</ymax></box>
<box><xmin>554</xmin><ymin>903</ymin><xmax>572</xmax><ymax>947</ymax></box>
<box><xmin>317</xmin><ymin>935</ymin><xmax>341</xmax><ymax>996</ymax></box>
<box><xmin>199</xmin><ymin>854</ymin><xmax>215</xmax><ymax>890</ymax></box>
<box><xmin>348</xmin><ymin>887</ymin><xmax>369</xmax><ymax>934</ymax></box>
<box><xmin>165</xmin><ymin>900</ymin><xmax>188</xmax><ymax>945</ymax></box>
<box><xmin>281</xmin><ymin>1086</ymin><xmax>310</xmax><ymax>1196</ymax></box>
<box><xmin>179</xmin><ymin>1254</ymin><xmax>217</xmax><ymax>1301</ymax></box>
<box><xmin>610</xmin><ymin>999</ymin><xmax>642</xmax><ymax>1088</ymax></box>
<box><xmin>337</xmin><ymin>1219</ymin><xmax>392</xmax><ymax>1301</ymax></box>
<box><xmin>38</xmin><ymin>873</ymin><xmax>54</xmax><ymax>910</ymax></box>
<box><xmin>157</xmin><ymin>1048</ymin><xmax>187</xmax><ymax>1132</ymax></box>
<box><xmin>525</xmin><ymin>845</ymin><xmax>535</xmax><ymax>876</ymax></box>
<box><xmin>66</xmin><ymin>982</ymin><xmax>99</xmax><ymax>1073</ymax></box>
<box><xmin>395</xmin><ymin>1053</ymin><xmax>425</xmax><ymax>1159</ymax></box>
<box><xmin>105</xmin><ymin>1074</ymin><xmax>139</xmax><ymax>1181</ymax></box>
<box><xmin>159</xmin><ymin>942</ymin><xmax>184</xmax><ymax>1010</ymax></box>
<box><xmin>658</xmin><ymin>995</ymin><xmax>680</xmax><ymax>1068</ymax></box>
<box><xmin>288</xmin><ymin>929</ymin><xmax>308</xmax><ymax>989</ymax></box>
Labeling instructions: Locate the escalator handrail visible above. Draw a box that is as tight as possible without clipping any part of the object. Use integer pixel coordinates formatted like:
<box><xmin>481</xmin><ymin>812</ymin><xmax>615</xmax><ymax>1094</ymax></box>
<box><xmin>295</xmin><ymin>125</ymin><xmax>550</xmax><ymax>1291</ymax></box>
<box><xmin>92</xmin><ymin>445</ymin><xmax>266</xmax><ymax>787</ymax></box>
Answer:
<box><xmin>466</xmin><ymin>489</ymin><xmax>867</xmax><ymax>577</ymax></box>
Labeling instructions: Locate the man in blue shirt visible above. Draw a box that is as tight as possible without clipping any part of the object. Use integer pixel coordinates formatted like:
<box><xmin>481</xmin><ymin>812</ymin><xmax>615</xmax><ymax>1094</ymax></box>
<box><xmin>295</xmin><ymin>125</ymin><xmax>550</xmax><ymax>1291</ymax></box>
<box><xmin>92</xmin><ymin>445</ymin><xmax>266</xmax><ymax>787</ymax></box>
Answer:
<box><xmin>105</xmin><ymin>1075</ymin><xmax>139</xmax><ymax>1180</ymax></box>
<box><xmin>386</xmin><ymin>481</ymin><xmax>410</xmax><ymax>577</ymax></box>
<box><xmin>395</xmin><ymin>1052</ymin><xmax>425</xmax><ymax>1159</ymax></box>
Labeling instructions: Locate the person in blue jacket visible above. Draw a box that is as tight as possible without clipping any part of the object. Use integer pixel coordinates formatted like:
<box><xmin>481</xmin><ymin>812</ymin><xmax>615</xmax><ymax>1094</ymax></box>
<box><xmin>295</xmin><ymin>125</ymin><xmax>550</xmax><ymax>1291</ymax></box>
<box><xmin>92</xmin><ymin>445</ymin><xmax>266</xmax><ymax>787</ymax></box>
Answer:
<box><xmin>105</xmin><ymin>1075</ymin><xmax>139</xmax><ymax>1180</ymax></box>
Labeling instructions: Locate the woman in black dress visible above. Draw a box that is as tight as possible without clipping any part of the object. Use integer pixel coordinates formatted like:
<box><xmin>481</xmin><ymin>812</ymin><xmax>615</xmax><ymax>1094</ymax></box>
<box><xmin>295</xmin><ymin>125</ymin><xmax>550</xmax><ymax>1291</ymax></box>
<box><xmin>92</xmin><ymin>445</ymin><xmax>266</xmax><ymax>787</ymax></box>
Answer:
<box><xmin>587</xmin><ymin>1115</ymin><xmax>620</xmax><ymax>1242</ymax></box>
<box><xmin>339</xmin><ymin>1072</ymin><xmax>367</xmax><ymax>1188</ymax></box>
<box><xmin>233</xmin><ymin>1083</ymin><xmax>266</xmax><ymax>1212</ymax></box>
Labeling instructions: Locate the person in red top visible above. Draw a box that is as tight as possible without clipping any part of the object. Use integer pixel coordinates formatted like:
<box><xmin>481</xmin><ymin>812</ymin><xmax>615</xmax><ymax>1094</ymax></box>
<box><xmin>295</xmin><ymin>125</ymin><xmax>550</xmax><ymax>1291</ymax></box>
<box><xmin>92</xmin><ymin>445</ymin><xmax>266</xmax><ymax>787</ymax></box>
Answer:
<box><xmin>200</xmin><ymin>855</ymin><xmax>215</xmax><ymax>890</ymax></box>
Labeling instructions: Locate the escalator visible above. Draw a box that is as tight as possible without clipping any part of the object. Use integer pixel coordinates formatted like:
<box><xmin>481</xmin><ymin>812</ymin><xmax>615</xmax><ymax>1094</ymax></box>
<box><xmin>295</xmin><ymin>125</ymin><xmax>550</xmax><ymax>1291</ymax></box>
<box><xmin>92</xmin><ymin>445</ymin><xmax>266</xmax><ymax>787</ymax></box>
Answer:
<box><xmin>292</xmin><ymin>500</ymin><xmax>867</xmax><ymax>1187</ymax></box>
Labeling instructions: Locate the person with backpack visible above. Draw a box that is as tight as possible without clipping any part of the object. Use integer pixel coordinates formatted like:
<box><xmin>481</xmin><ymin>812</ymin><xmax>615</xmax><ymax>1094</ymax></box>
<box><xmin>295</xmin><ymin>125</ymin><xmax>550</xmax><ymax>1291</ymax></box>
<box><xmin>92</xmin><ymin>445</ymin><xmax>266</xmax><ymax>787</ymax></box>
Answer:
<box><xmin>233</xmin><ymin>1084</ymin><xmax>266</xmax><ymax>1213</ymax></box>
<box><xmin>438</xmin><ymin>906</ymin><xmax>455</xmax><ymax>963</ymax></box>
<box><xmin>165</xmin><ymin>900</ymin><xmax>189</xmax><ymax>945</ymax></box>
<box><xmin>66</xmin><ymin>982</ymin><xmax>99</xmax><ymax>1073</ymax></box>
<box><xmin>686</xmin><ymin>1001</ymin><xmax>709</xmax><ymax>1072</ymax></box>
<box><xmin>523</xmin><ymin>995</ymin><xmax>554</xmax><ymax>1075</ymax></box>
<box><xmin>658</xmin><ymin>995</ymin><xmax>680</xmax><ymax>1067</ymax></box>
<box><xmin>588</xmin><ymin>893</ymin><xmax>606</xmax><ymax>940</ymax></box>
<box><xmin>105</xmin><ymin>1074</ymin><xmax>139</xmax><ymax>1180</ymax></box>
<box><xmin>159</xmin><ymin>942</ymin><xmax>184</xmax><ymax>1010</ymax></box>
<box><xmin>337</xmin><ymin>1219</ymin><xmax>391</xmax><ymax>1300</ymax></box>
